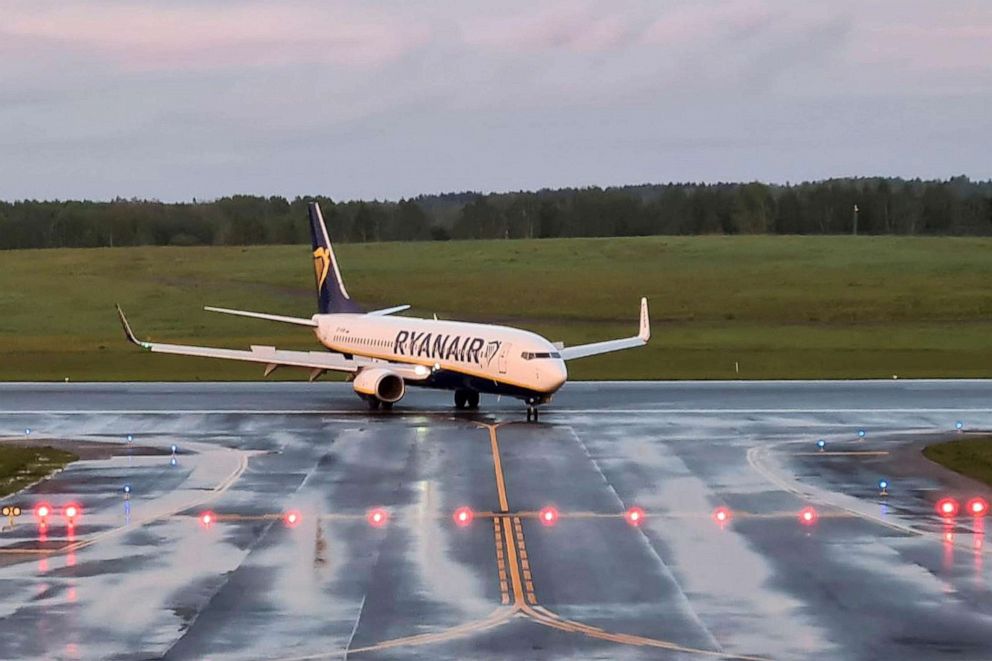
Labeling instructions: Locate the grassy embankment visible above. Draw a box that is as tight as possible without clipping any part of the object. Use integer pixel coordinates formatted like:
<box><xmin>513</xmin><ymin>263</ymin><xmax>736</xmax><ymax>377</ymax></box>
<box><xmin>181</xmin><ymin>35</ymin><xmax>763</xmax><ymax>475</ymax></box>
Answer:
<box><xmin>923</xmin><ymin>437</ymin><xmax>992</xmax><ymax>487</ymax></box>
<box><xmin>0</xmin><ymin>235</ymin><xmax>990</xmax><ymax>380</ymax></box>
<box><xmin>0</xmin><ymin>446</ymin><xmax>78</xmax><ymax>497</ymax></box>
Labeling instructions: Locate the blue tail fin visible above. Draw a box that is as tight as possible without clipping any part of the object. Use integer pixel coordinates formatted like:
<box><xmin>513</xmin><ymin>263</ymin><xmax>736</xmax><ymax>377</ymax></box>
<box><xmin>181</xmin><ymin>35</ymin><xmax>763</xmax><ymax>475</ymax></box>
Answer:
<box><xmin>308</xmin><ymin>202</ymin><xmax>363</xmax><ymax>314</ymax></box>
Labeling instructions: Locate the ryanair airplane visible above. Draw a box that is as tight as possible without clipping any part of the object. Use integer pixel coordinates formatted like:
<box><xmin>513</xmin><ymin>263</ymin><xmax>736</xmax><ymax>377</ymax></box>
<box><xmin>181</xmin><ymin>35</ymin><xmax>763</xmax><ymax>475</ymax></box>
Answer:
<box><xmin>117</xmin><ymin>202</ymin><xmax>649</xmax><ymax>420</ymax></box>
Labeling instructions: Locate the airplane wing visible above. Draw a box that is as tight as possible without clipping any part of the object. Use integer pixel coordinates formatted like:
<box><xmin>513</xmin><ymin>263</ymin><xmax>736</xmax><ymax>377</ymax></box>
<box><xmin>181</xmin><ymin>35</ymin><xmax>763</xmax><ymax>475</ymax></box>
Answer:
<box><xmin>559</xmin><ymin>298</ymin><xmax>650</xmax><ymax>361</ymax></box>
<box><xmin>203</xmin><ymin>306</ymin><xmax>318</xmax><ymax>327</ymax></box>
<box><xmin>116</xmin><ymin>306</ymin><xmax>430</xmax><ymax>381</ymax></box>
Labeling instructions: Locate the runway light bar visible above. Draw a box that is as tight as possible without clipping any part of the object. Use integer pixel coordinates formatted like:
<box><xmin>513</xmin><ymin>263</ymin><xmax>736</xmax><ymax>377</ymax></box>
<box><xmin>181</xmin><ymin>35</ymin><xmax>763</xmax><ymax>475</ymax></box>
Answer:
<box><xmin>624</xmin><ymin>506</ymin><xmax>646</xmax><ymax>526</ymax></box>
<box><xmin>539</xmin><ymin>506</ymin><xmax>559</xmax><ymax>526</ymax></box>
<box><xmin>453</xmin><ymin>507</ymin><xmax>474</xmax><ymax>527</ymax></box>
<box><xmin>966</xmin><ymin>498</ymin><xmax>988</xmax><ymax>517</ymax></box>
<box><xmin>63</xmin><ymin>503</ymin><xmax>81</xmax><ymax>523</ymax></box>
<box><xmin>367</xmin><ymin>508</ymin><xmax>389</xmax><ymax>528</ymax></box>
<box><xmin>936</xmin><ymin>498</ymin><xmax>959</xmax><ymax>518</ymax></box>
<box><xmin>284</xmin><ymin>510</ymin><xmax>301</xmax><ymax>527</ymax></box>
<box><xmin>799</xmin><ymin>506</ymin><xmax>818</xmax><ymax>525</ymax></box>
<box><xmin>199</xmin><ymin>511</ymin><xmax>215</xmax><ymax>527</ymax></box>
<box><xmin>712</xmin><ymin>506</ymin><xmax>732</xmax><ymax>525</ymax></box>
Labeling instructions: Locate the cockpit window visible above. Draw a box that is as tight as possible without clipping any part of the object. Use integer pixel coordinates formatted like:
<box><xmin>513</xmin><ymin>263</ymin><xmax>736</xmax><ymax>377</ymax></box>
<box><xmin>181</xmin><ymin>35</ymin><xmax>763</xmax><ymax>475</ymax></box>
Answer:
<box><xmin>521</xmin><ymin>351</ymin><xmax>562</xmax><ymax>360</ymax></box>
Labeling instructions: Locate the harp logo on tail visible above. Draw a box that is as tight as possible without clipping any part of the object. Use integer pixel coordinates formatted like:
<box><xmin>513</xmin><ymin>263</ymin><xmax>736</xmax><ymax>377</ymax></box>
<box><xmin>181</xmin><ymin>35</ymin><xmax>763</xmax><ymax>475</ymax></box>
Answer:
<box><xmin>313</xmin><ymin>247</ymin><xmax>331</xmax><ymax>292</ymax></box>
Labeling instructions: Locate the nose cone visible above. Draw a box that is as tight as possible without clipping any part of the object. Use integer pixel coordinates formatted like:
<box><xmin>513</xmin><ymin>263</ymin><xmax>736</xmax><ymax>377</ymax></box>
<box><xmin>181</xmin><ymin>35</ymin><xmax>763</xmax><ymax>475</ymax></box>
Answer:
<box><xmin>545</xmin><ymin>360</ymin><xmax>568</xmax><ymax>391</ymax></box>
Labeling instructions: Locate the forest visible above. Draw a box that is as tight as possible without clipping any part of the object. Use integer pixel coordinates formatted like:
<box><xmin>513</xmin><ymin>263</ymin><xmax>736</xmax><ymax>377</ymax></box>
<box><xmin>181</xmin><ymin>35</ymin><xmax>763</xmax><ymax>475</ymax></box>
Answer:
<box><xmin>1</xmin><ymin>176</ymin><xmax>990</xmax><ymax>249</ymax></box>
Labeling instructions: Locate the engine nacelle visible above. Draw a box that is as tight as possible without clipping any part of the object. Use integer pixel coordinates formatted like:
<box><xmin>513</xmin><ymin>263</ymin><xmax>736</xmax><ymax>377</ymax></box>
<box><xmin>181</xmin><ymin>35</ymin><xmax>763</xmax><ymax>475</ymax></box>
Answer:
<box><xmin>352</xmin><ymin>367</ymin><xmax>406</xmax><ymax>403</ymax></box>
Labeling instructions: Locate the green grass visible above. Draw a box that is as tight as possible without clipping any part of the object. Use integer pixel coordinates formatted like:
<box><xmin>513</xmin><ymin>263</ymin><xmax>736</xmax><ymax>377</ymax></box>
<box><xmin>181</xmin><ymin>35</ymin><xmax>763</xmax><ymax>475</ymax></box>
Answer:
<box><xmin>0</xmin><ymin>235</ymin><xmax>991</xmax><ymax>380</ymax></box>
<box><xmin>923</xmin><ymin>437</ymin><xmax>992</xmax><ymax>487</ymax></box>
<box><xmin>0</xmin><ymin>446</ymin><xmax>78</xmax><ymax>497</ymax></box>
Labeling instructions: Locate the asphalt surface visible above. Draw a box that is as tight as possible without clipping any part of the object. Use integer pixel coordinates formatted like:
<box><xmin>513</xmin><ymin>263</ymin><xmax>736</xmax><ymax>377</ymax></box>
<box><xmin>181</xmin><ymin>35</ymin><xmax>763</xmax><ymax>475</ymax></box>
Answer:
<box><xmin>0</xmin><ymin>380</ymin><xmax>991</xmax><ymax>660</ymax></box>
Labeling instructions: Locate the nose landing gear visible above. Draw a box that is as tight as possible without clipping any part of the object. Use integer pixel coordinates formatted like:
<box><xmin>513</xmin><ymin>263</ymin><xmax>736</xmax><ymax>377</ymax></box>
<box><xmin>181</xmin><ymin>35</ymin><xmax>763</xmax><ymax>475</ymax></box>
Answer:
<box><xmin>526</xmin><ymin>398</ymin><xmax>540</xmax><ymax>422</ymax></box>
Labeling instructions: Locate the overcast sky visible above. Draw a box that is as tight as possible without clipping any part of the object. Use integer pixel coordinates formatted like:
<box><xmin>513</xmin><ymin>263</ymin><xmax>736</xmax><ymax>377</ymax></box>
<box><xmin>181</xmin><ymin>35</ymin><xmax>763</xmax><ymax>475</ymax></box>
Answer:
<box><xmin>1</xmin><ymin>1</ymin><xmax>990</xmax><ymax>201</ymax></box>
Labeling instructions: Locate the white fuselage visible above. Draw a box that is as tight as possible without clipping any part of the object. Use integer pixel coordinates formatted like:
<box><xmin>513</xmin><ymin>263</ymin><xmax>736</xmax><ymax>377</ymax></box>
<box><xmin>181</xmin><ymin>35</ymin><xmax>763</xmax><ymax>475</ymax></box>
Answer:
<box><xmin>313</xmin><ymin>314</ymin><xmax>568</xmax><ymax>399</ymax></box>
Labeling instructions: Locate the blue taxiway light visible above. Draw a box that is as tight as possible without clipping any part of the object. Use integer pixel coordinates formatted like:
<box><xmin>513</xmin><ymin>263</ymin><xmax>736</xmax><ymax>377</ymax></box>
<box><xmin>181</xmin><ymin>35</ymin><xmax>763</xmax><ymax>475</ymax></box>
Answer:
<box><xmin>879</xmin><ymin>479</ymin><xmax>888</xmax><ymax>490</ymax></box>
<box><xmin>123</xmin><ymin>485</ymin><xmax>131</xmax><ymax>494</ymax></box>
<box><xmin>816</xmin><ymin>439</ymin><xmax>826</xmax><ymax>450</ymax></box>
<box><xmin>858</xmin><ymin>429</ymin><xmax>866</xmax><ymax>438</ymax></box>
<box><xmin>171</xmin><ymin>444</ymin><xmax>177</xmax><ymax>453</ymax></box>
<box><xmin>127</xmin><ymin>434</ymin><xmax>133</xmax><ymax>442</ymax></box>
<box><xmin>24</xmin><ymin>428</ymin><xmax>30</xmax><ymax>435</ymax></box>
<box><xmin>170</xmin><ymin>457</ymin><xmax>177</xmax><ymax>466</ymax></box>
<box><xmin>955</xmin><ymin>421</ymin><xmax>964</xmax><ymax>430</ymax></box>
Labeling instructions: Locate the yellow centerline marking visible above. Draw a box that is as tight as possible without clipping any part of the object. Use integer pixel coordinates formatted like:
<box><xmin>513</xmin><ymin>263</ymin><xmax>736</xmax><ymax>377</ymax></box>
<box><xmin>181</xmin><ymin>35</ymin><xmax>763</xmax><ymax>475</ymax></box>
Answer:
<box><xmin>488</xmin><ymin>426</ymin><xmax>510</xmax><ymax>513</ymax></box>
<box><xmin>492</xmin><ymin>519</ymin><xmax>511</xmax><ymax>605</ymax></box>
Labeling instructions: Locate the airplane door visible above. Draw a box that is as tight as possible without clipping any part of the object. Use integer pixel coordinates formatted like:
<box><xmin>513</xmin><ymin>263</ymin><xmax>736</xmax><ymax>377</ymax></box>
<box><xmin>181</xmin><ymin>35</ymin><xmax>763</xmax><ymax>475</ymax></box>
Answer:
<box><xmin>498</xmin><ymin>343</ymin><xmax>510</xmax><ymax>374</ymax></box>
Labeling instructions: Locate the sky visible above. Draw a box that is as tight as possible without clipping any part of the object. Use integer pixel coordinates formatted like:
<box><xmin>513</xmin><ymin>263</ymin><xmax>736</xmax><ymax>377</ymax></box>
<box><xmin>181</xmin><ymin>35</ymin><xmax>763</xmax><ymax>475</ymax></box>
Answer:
<box><xmin>1</xmin><ymin>0</ymin><xmax>990</xmax><ymax>201</ymax></box>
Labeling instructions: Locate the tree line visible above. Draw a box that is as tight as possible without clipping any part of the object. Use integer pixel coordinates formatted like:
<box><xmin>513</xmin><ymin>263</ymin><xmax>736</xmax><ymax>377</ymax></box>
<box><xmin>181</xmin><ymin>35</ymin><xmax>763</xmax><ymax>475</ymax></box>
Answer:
<box><xmin>1</xmin><ymin>176</ymin><xmax>990</xmax><ymax>250</ymax></box>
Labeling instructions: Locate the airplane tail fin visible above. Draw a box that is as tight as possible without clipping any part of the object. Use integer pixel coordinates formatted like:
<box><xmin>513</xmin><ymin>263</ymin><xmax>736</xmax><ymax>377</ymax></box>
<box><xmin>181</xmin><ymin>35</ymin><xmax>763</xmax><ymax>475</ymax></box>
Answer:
<box><xmin>308</xmin><ymin>202</ymin><xmax>362</xmax><ymax>314</ymax></box>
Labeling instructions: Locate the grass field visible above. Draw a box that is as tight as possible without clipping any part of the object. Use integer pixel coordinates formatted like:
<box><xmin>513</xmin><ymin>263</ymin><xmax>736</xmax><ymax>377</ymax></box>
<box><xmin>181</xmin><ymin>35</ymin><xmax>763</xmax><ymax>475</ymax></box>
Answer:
<box><xmin>0</xmin><ymin>446</ymin><xmax>78</xmax><ymax>497</ymax></box>
<box><xmin>923</xmin><ymin>436</ymin><xmax>992</xmax><ymax>487</ymax></box>
<box><xmin>1</xmin><ymin>235</ymin><xmax>990</xmax><ymax>380</ymax></box>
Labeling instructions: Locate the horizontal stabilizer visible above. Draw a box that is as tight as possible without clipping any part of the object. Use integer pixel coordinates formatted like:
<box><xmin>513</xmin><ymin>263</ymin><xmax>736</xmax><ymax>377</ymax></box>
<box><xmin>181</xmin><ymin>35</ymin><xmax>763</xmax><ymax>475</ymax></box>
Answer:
<box><xmin>204</xmin><ymin>306</ymin><xmax>318</xmax><ymax>327</ymax></box>
<box><xmin>367</xmin><ymin>305</ymin><xmax>411</xmax><ymax>316</ymax></box>
<box><xmin>560</xmin><ymin>298</ymin><xmax>650</xmax><ymax>361</ymax></box>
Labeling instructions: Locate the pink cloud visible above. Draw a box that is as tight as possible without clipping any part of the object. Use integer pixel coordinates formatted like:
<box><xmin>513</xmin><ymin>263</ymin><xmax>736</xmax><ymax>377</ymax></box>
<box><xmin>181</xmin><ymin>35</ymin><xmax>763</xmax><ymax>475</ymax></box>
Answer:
<box><xmin>1</xmin><ymin>4</ymin><xmax>432</xmax><ymax>71</ymax></box>
<box><xmin>460</xmin><ymin>3</ymin><xmax>638</xmax><ymax>54</ymax></box>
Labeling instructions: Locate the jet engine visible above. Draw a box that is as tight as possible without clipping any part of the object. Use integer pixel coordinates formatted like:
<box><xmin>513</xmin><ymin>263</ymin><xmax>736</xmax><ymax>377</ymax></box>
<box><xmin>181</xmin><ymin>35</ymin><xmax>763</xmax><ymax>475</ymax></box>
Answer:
<box><xmin>352</xmin><ymin>367</ymin><xmax>406</xmax><ymax>403</ymax></box>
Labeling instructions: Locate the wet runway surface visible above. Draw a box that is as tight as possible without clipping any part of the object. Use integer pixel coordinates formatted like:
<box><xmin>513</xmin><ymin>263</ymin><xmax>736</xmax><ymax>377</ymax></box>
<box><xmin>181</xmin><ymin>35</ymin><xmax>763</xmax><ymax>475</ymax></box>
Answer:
<box><xmin>1</xmin><ymin>380</ymin><xmax>991</xmax><ymax>660</ymax></box>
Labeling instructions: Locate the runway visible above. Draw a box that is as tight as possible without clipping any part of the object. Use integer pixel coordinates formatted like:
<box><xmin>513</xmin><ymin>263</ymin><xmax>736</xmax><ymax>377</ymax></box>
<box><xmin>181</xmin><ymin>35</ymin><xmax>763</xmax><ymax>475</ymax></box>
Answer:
<box><xmin>0</xmin><ymin>381</ymin><xmax>991</xmax><ymax>660</ymax></box>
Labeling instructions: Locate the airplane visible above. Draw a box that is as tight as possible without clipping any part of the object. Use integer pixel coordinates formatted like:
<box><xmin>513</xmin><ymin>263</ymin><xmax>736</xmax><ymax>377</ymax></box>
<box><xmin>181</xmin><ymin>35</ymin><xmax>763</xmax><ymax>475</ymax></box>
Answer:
<box><xmin>116</xmin><ymin>202</ymin><xmax>650</xmax><ymax>421</ymax></box>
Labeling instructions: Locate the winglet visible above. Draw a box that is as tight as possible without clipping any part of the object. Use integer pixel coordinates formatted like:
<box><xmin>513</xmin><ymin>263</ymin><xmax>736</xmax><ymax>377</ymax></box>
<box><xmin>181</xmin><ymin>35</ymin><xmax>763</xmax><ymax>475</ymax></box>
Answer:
<box><xmin>116</xmin><ymin>305</ymin><xmax>150</xmax><ymax>350</ymax></box>
<box><xmin>638</xmin><ymin>297</ymin><xmax>650</xmax><ymax>342</ymax></box>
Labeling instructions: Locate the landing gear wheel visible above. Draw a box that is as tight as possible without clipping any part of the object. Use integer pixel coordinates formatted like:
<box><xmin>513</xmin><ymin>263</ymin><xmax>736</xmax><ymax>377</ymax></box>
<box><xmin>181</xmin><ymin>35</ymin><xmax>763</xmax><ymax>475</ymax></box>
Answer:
<box><xmin>466</xmin><ymin>391</ymin><xmax>480</xmax><ymax>410</ymax></box>
<box><xmin>526</xmin><ymin>406</ymin><xmax>539</xmax><ymax>422</ymax></box>
<box><xmin>367</xmin><ymin>397</ymin><xmax>381</xmax><ymax>411</ymax></box>
<box><xmin>454</xmin><ymin>390</ymin><xmax>468</xmax><ymax>409</ymax></box>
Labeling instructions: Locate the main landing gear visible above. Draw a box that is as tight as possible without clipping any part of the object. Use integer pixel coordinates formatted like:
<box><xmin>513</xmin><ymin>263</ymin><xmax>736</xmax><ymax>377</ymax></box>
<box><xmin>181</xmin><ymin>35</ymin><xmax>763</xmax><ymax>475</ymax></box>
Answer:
<box><xmin>454</xmin><ymin>389</ymin><xmax>480</xmax><ymax>410</ymax></box>
<box><xmin>366</xmin><ymin>397</ymin><xmax>393</xmax><ymax>411</ymax></box>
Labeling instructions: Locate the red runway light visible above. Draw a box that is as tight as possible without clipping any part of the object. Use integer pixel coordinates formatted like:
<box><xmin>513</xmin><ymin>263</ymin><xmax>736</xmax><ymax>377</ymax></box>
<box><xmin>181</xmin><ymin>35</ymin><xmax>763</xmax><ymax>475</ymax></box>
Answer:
<box><xmin>34</xmin><ymin>503</ymin><xmax>51</xmax><ymax>520</ymax></box>
<box><xmin>284</xmin><ymin>510</ymin><xmax>301</xmax><ymax>527</ymax></box>
<box><xmin>199</xmin><ymin>511</ymin><xmax>215</xmax><ymax>527</ymax></box>
<box><xmin>712</xmin><ymin>507</ymin><xmax>732</xmax><ymax>525</ymax></box>
<box><xmin>799</xmin><ymin>506</ymin><xmax>818</xmax><ymax>526</ymax></box>
<box><xmin>453</xmin><ymin>507</ymin><xmax>474</xmax><ymax>527</ymax></box>
<box><xmin>539</xmin><ymin>506</ymin><xmax>559</xmax><ymax>526</ymax></box>
<box><xmin>966</xmin><ymin>498</ymin><xmax>988</xmax><ymax>517</ymax></box>
<box><xmin>63</xmin><ymin>503</ymin><xmax>81</xmax><ymax>522</ymax></box>
<box><xmin>367</xmin><ymin>508</ymin><xmax>389</xmax><ymax>528</ymax></box>
<box><xmin>936</xmin><ymin>498</ymin><xmax>959</xmax><ymax>518</ymax></box>
<box><xmin>625</xmin><ymin>506</ymin><xmax>646</xmax><ymax>526</ymax></box>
